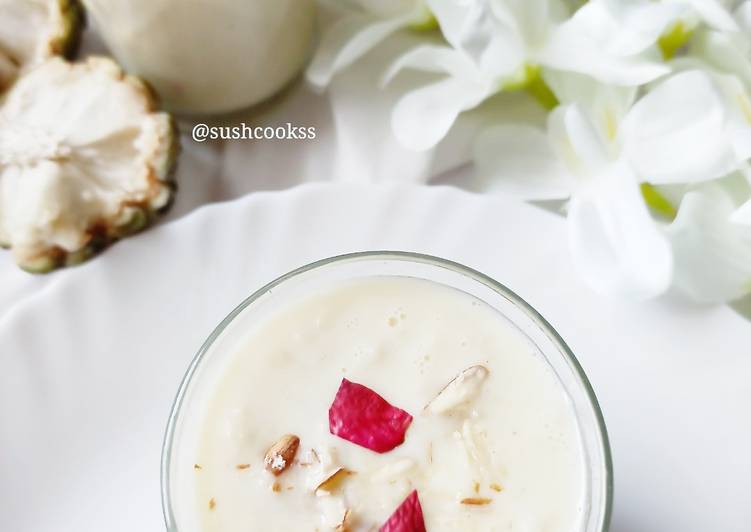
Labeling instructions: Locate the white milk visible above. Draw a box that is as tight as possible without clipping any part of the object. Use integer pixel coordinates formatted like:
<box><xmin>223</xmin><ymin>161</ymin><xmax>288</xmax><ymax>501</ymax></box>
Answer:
<box><xmin>83</xmin><ymin>0</ymin><xmax>315</xmax><ymax>114</ymax></box>
<box><xmin>190</xmin><ymin>277</ymin><xmax>586</xmax><ymax>531</ymax></box>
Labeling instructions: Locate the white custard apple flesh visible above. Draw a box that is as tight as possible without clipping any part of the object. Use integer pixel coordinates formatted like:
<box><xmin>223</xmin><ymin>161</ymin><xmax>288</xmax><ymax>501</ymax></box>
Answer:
<box><xmin>0</xmin><ymin>0</ymin><xmax>85</xmax><ymax>90</ymax></box>
<box><xmin>0</xmin><ymin>56</ymin><xmax>179</xmax><ymax>272</ymax></box>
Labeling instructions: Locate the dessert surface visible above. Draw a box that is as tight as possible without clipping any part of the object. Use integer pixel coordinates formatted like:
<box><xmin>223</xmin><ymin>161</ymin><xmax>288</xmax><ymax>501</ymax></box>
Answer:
<box><xmin>192</xmin><ymin>276</ymin><xmax>586</xmax><ymax>531</ymax></box>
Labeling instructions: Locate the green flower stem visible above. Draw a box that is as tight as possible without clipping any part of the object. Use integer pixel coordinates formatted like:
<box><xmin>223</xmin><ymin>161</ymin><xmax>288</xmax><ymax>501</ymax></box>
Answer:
<box><xmin>409</xmin><ymin>12</ymin><xmax>438</xmax><ymax>32</ymax></box>
<box><xmin>502</xmin><ymin>64</ymin><xmax>559</xmax><ymax>110</ymax></box>
<box><xmin>658</xmin><ymin>22</ymin><xmax>693</xmax><ymax>60</ymax></box>
<box><xmin>526</xmin><ymin>72</ymin><xmax>559</xmax><ymax>110</ymax></box>
<box><xmin>641</xmin><ymin>183</ymin><xmax>677</xmax><ymax>220</ymax></box>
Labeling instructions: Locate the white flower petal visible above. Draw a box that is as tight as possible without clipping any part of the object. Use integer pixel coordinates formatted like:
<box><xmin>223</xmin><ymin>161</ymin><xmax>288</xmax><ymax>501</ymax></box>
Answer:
<box><xmin>691</xmin><ymin>30</ymin><xmax>751</xmax><ymax>89</ymax></box>
<box><xmin>681</xmin><ymin>0</ymin><xmax>738</xmax><ymax>32</ymax></box>
<box><xmin>391</xmin><ymin>77</ymin><xmax>492</xmax><ymax>151</ymax></box>
<box><xmin>540</xmin><ymin>34</ymin><xmax>669</xmax><ymax>85</ymax></box>
<box><xmin>708</xmin><ymin>72</ymin><xmax>751</xmax><ymax>162</ymax></box>
<box><xmin>491</xmin><ymin>0</ymin><xmax>568</xmax><ymax>45</ymax></box>
<box><xmin>731</xmin><ymin>198</ymin><xmax>751</xmax><ymax>225</ymax></box>
<box><xmin>539</xmin><ymin>2</ymin><xmax>671</xmax><ymax>85</ymax></box>
<box><xmin>548</xmin><ymin>104</ymin><xmax>610</xmax><ymax>176</ymax></box>
<box><xmin>562</xmin><ymin>0</ymin><xmax>684</xmax><ymax>57</ymax></box>
<box><xmin>473</xmin><ymin>124</ymin><xmax>573</xmax><ymax>200</ymax></box>
<box><xmin>668</xmin><ymin>57</ymin><xmax>751</xmax><ymax>162</ymax></box>
<box><xmin>544</xmin><ymin>70</ymin><xmax>636</xmax><ymax>109</ymax></box>
<box><xmin>306</xmin><ymin>13</ymin><xmax>412</xmax><ymax>88</ymax></box>
<box><xmin>567</xmin><ymin>162</ymin><xmax>673</xmax><ymax>299</ymax></box>
<box><xmin>668</xmin><ymin>185</ymin><xmax>751</xmax><ymax>303</ymax></box>
<box><xmin>623</xmin><ymin>70</ymin><xmax>738</xmax><ymax>184</ymax></box>
<box><xmin>479</xmin><ymin>30</ymin><xmax>526</xmax><ymax>81</ymax></box>
<box><xmin>381</xmin><ymin>44</ymin><xmax>481</xmax><ymax>87</ymax></box>
<box><xmin>735</xmin><ymin>0</ymin><xmax>751</xmax><ymax>33</ymax></box>
<box><xmin>544</xmin><ymin>70</ymin><xmax>637</xmax><ymax>142</ymax></box>
<box><xmin>426</xmin><ymin>0</ymin><xmax>488</xmax><ymax>49</ymax></box>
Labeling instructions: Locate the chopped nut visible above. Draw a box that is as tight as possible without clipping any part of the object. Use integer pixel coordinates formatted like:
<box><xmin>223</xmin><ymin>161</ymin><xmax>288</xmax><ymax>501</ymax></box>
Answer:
<box><xmin>194</xmin><ymin>464</ymin><xmax>202</xmax><ymax>470</ymax></box>
<box><xmin>461</xmin><ymin>497</ymin><xmax>492</xmax><ymax>505</ymax></box>
<box><xmin>264</xmin><ymin>434</ymin><xmax>300</xmax><ymax>476</ymax></box>
<box><xmin>316</xmin><ymin>494</ymin><xmax>349</xmax><ymax>529</ymax></box>
<box><xmin>425</xmin><ymin>365</ymin><xmax>489</xmax><ymax>414</ymax></box>
<box><xmin>306</xmin><ymin>447</ymin><xmax>344</xmax><ymax>492</ymax></box>
<box><xmin>490</xmin><ymin>483</ymin><xmax>503</xmax><ymax>492</ymax></box>
<box><xmin>315</xmin><ymin>468</ymin><xmax>354</xmax><ymax>494</ymax></box>
<box><xmin>272</xmin><ymin>482</ymin><xmax>282</xmax><ymax>493</ymax></box>
<box><xmin>335</xmin><ymin>509</ymin><xmax>353</xmax><ymax>531</ymax></box>
<box><xmin>208</xmin><ymin>498</ymin><xmax>216</xmax><ymax>510</ymax></box>
<box><xmin>299</xmin><ymin>448</ymin><xmax>321</xmax><ymax>467</ymax></box>
<box><xmin>473</xmin><ymin>481</ymin><xmax>480</xmax><ymax>494</ymax></box>
<box><xmin>235</xmin><ymin>464</ymin><xmax>251</xmax><ymax>470</ymax></box>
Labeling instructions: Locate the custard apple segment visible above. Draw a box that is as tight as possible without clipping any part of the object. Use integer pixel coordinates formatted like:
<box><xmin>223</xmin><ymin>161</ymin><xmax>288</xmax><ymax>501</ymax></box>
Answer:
<box><xmin>0</xmin><ymin>0</ymin><xmax>84</xmax><ymax>90</ymax></box>
<box><xmin>0</xmin><ymin>56</ymin><xmax>179</xmax><ymax>272</ymax></box>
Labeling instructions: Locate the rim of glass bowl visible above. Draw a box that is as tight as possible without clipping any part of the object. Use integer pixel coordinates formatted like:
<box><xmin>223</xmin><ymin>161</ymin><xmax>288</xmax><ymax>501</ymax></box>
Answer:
<box><xmin>161</xmin><ymin>251</ymin><xmax>613</xmax><ymax>531</ymax></box>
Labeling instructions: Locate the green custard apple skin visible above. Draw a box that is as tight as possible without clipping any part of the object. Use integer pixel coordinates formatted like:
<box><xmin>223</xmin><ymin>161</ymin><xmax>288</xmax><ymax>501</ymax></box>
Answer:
<box><xmin>51</xmin><ymin>0</ymin><xmax>86</xmax><ymax>59</ymax></box>
<box><xmin>0</xmin><ymin>0</ymin><xmax>86</xmax><ymax>91</ymax></box>
<box><xmin>0</xmin><ymin>56</ymin><xmax>180</xmax><ymax>273</ymax></box>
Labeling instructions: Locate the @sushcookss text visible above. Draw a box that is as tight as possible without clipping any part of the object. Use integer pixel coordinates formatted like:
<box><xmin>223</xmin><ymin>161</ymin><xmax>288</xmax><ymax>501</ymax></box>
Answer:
<box><xmin>192</xmin><ymin>122</ymin><xmax>316</xmax><ymax>142</ymax></box>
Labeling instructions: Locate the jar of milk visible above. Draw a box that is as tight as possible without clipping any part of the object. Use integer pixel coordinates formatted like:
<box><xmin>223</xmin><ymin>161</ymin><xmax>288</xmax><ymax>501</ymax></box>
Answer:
<box><xmin>83</xmin><ymin>0</ymin><xmax>316</xmax><ymax>115</ymax></box>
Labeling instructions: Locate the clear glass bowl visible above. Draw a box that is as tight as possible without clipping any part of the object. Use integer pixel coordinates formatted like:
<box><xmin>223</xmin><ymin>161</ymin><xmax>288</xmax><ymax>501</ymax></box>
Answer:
<box><xmin>162</xmin><ymin>251</ymin><xmax>613</xmax><ymax>531</ymax></box>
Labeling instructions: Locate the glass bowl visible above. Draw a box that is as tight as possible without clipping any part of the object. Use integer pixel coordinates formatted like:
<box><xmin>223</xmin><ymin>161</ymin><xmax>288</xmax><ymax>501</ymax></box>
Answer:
<box><xmin>162</xmin><ymin>251</ymin><xmax>612</xmax><ymax>531</ymax></box>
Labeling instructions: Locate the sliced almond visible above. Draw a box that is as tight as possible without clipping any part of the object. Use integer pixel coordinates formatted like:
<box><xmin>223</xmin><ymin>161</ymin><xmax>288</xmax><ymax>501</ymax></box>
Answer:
<box><xmin>264</xmin><ymin>434</ymin><xmax>300</xmax><ymax>476</ymax></box>
<box><xmin>461</xmin><ymin>497</ymin><xmax>492</xmax><ymax>505</ymax></box>
<box><xmin>306</xmin><ymin>447</ymin><xmax>343</xmax><ymax>492</ymax></box>
<box><xmin>425</xmin><ymin>365</ymin><xmax>489</xmax><ymax>415</ymax></box>
<box><xmin>317</xmin><ymin>495</ymin><xmax>349</xmax><ymax>529</ymax></box>
<box><xmin>335</xmin><ymin>508</ymin><xmax>353</xmax><ymax>531</ymax></box>
<box><xmin>315</xmin><ymin>467</ymin><xmax>354</xmax><ymax>495</ymax></box>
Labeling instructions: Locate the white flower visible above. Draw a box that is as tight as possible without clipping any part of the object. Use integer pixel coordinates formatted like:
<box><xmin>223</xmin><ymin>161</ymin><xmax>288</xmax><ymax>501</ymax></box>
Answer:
<box><xmin>665</xmin><ymin>0</ymin><xmax>738</xmax><ymax>33</ymax></box>
<box><xmin>668</xmin><ymin>182</ymin><xmax>751</xmax><ymax>302</ymax></box>
<box><xmin>730</xmin><ymin>162</ymin><xmax>751</xmax><ymax>225</ymax></box>
<box><xmin>306</xmin><ymin>0</ymin><xmax>434</xmax><ymax>88</ymax></box>
<box><xmin>384</xmin><ymin>0</ymin><xmax>679</xmax><ymax>150</ymax></box>
<box><xmin>474</xmin><ymin>70</ymin><xmax>745</xmax><ymax>298</ymax></box>
<box><xmin>732</xmin><ymin>162</ymin><xmax>751</xmax><ymax>224</ymax></box>
<box><xmin>733</xmin><ymin>197</ymin><xmax>751</xmax><ymax>223</ymax></box>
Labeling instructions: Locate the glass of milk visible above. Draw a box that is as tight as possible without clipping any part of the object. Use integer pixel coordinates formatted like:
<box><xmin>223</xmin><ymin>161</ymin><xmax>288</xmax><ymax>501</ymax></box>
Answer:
<box><xmin>82</xmin><ymin>0</ymin><xmax>316</xmax><ymax>114</ymax></box>
<box><xmin>162</xmin><ymin>252</ymin><xmax>612</xmax><ymax>531</ymax></box>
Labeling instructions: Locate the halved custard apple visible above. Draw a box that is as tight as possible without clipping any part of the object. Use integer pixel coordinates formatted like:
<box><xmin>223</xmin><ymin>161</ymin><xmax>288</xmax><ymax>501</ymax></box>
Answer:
<box><xmin>0</xmin><ymin>56</ymin><xmax>179</xmax><ymax>272</ymax></box>
<box><xmin>0</xmin><ymin>0</ymin><xmax>85</xmax><ymax>90</ymax></box>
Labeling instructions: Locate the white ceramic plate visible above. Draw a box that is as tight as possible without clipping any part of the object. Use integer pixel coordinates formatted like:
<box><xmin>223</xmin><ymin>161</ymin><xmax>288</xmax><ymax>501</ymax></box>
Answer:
<box><xmin>1</xmin><ymin>184</ymin><xmax>749</xmax><ymax>532</ymax></box>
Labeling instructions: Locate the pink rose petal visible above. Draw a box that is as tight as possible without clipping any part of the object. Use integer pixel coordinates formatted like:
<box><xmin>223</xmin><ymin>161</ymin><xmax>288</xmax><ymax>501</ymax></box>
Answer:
<box><xmin>380</xmin><ymin>490</ymin><xmax>426</xmax><ymax>532</ymax></box>
<box><xmin>328</xmin><ymin>379</ymin><xmax>413</xmax><ymax>453</ymax></box>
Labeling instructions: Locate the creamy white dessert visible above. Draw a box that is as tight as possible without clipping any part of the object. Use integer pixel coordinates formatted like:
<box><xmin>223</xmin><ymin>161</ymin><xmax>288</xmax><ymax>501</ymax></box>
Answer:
<box><xmin>189</xmin><ymin>276</ymin><xmax>586</xmax><ymax>531</ymax></box>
